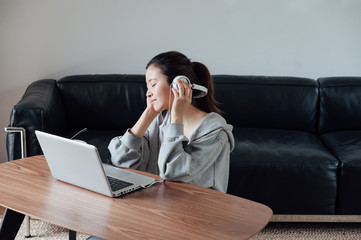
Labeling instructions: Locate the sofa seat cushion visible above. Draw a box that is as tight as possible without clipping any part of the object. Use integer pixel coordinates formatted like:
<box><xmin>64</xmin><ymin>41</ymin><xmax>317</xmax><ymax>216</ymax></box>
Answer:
<box><xmin>62</xmin><ymin>129</ymin><xmax>125</xmax><ymax>164</ymax></box>
<box><xmin>320</xmin><ymin>130</ymin><xmax>361</xmax><ymax>214</ymax></box>
<box><xmin>228</xmin><ymin>128</ymin><xmax>339</xmax><ymax>214</ymax></box>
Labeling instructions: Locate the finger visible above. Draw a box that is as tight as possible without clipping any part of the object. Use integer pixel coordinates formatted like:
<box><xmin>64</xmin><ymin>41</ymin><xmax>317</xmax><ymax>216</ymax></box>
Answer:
<box><xmin>177</xmin><ymin>81</ymin><xmax>185</xmax><ymax>97</ymax></box>
<box><xmin>181</xmin><ymin>81</ymin><xmax>192</xmax><ymax>98</ymax></box>
<box><xmin>181</xmin><ymin>81</ymin><xmax>190</xmax><ymax>96</ymax></box>
<box><xmin>147</xmin><ymin>98</ymin><xmax>153</xmax><ymax>109</ymax></box>
<box><xmin>188</xmin><ymin>85</ymin><xmax>193</xmax><ymax>98</ymax></box>
<box><xmin>171</xmin><ymin>87</ymin><xmax>179</xmax><ymax>98</ymax></box>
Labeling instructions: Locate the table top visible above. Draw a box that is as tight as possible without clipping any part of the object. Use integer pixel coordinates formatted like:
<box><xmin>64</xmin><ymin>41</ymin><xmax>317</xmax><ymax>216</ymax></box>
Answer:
<box><xmin>0</xmin><ymin>155</ymin><xmax>272</xmax><ymax>240</ymax></box>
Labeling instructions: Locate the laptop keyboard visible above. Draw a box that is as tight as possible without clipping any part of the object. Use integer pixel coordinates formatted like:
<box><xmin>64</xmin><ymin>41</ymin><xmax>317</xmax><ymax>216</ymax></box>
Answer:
<box><xmin>107</xmin><ymin>176</ymin><xmax>133</xmax><ymax>192</ymax></box>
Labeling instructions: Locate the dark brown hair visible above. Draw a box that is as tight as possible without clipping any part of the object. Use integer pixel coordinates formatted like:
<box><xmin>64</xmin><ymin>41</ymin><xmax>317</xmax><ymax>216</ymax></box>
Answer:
<box><xmin>146</xmin><ymin>51</ymin><xmax>221</xmax><ymax>113</ymax></box>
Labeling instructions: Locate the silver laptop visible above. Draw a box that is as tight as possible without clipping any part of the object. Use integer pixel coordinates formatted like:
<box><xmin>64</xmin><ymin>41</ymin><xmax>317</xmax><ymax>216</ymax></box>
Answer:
<box><xmin>35</xmin><ymin>130</ymin><xmax>155</xmax><ymax>197</ymax></box>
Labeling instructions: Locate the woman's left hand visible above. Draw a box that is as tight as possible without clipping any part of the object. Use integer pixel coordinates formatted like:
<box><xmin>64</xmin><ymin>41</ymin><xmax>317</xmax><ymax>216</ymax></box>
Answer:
<box><xmin>171</xmin><ymin>80</ymin><xmax>192</xmax><ymax>123</ymax></box>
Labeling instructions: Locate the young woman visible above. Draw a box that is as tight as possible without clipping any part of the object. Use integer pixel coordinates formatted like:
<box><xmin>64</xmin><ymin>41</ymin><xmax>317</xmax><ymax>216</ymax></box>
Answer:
<box><xmin>108</xmin><ymin>51</ymin><xmax>234</xmax><ymax>192</ymax></box>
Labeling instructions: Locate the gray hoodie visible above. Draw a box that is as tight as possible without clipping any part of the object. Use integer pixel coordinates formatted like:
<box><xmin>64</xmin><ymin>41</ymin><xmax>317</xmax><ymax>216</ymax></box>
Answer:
<box><xmin>108</xmin><ymin>111</ymin><xmax>234</xmax><ymax>192</ymax></box>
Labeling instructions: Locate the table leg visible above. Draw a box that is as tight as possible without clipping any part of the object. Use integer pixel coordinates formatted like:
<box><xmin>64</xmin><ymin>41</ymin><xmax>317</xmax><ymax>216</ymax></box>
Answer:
<box><xmin>24</xmin><ymin>215</ymin><xmax>31</xmax><ymax>237</ymax></box>
<box><xmin>0</xmin><ymin>208</ymin><xmax>25</xmax><ymax>239</ymax></box>
<box><xmin>69</xmin><ymin>229</ymin><xmax>76</xmax><ymax>240</ymax></box>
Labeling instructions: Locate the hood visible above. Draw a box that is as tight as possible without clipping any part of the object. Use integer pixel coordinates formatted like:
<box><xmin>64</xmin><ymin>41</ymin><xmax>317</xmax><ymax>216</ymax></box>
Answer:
<box><xmin>190</xmin><ymin>112</ymin><xmax>235</xmax><ymax>151</ymax></box>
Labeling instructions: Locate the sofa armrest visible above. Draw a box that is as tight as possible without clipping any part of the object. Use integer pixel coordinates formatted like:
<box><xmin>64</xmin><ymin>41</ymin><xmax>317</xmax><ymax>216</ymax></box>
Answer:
<box><xmin>6</xmin><ymin>79</ymin><xmax>66</xmax><ymax>161</ymax></box>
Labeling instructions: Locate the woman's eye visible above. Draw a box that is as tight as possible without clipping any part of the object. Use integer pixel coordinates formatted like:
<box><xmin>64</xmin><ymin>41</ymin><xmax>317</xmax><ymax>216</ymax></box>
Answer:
<box><xmin>151</xmin><ymin>83</ymin><xmax>156</xmax><ymax>87</ymax></box>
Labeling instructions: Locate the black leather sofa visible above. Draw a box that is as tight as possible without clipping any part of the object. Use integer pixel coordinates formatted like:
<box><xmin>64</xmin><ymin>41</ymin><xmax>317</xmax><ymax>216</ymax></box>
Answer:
<box><xmin>6</xmin><ymin>74</ymin><xmax>361</xmax><ymax>217</ymax></box>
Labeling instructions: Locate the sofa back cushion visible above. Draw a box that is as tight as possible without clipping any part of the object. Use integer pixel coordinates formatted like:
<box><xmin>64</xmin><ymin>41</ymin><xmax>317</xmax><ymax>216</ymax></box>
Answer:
<box><xmin>57</xmin><ymin>74</ymin><xmax>319</xmax><ymax>133</ymax></box>
<box><xmin>318</xmin><ymin>77</ymin><xmax>361</xmax><ymax>134</ymax></box>
<box><xmin>213</xmin><ymin>75</ymin><xmax>319</xmax><ymax>133</ymax></box>
<box><xmin>57</xmin><ymin>74</ymin><xmax>147</xmax><ymax>130</ymax></box>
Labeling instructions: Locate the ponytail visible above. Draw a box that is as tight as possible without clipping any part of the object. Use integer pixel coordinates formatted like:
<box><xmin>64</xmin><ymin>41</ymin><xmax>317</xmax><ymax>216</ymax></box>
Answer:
<box><xmin>146</xmin><ymin>51</ymin><xmax>222</xmax><ymax>113</ymax></box>
<box><xmin>192</xmin><ymin>62</ymin><xmax>222</xmax><ymax>114</ymax></box>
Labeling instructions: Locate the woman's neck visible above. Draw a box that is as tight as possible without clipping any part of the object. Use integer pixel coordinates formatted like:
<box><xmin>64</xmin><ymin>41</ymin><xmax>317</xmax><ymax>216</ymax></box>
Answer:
<box><xmin>182</xmin><ymin>105</ymin><xmax>207</xmax><ymax>138</ymax></box>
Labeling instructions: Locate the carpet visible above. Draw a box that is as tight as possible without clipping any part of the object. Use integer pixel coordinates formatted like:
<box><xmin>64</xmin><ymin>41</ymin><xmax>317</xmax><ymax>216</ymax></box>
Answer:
<box><xmin>250</xmin><ymin>222</ymin><xmax>361</xmax><ymax>240</ymax></box>
<box><xmin>15</xmin><ymin>218</ymin><xmax>90</xmax><ymax>240</ymax></box>
<box><xmin>9</xmin><ymin>219</ymin><xmax>361</xmax><ymax>239</ymax></box>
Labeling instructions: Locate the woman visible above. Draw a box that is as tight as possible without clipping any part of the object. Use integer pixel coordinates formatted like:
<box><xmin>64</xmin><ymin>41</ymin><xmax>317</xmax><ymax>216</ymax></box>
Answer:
<box><xmin>108</xmin><ymin>51</ymin><xmax>234</xmax><ymax>192</ymax></box>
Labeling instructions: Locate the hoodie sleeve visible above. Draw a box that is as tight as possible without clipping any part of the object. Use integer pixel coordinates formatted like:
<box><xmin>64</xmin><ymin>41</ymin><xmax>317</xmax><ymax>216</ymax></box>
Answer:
<box><xmin>158</xmin><ymin>123</ymin><xmax>232</xmax><ymax>191</ymax></box>
<box><xmin>108</xmin><ymin>129</ymin><xmax>150</xmax><ymax>172</ymax></box>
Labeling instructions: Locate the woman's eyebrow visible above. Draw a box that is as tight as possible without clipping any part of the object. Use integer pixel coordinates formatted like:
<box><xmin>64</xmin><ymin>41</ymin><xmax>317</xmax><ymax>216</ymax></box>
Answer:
<box><xmin>147</xmin><ymin>78</ymin><xmax>157</xmax><ymax>84</ymax></box>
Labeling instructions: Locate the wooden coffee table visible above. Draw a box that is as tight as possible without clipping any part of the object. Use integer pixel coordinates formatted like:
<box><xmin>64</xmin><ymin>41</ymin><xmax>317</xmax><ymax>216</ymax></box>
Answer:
<box><xmin>0</xmin><ymin>155</ymin><xmax>272</xmax><ymax>239</ymax></box>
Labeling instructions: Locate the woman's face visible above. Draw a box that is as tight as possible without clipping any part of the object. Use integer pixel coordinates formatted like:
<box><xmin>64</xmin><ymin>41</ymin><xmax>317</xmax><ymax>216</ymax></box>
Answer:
<box><xmin>145</xmin><ymin>64</ymin><xmax>172</xmax><ymax>112</ymax></box>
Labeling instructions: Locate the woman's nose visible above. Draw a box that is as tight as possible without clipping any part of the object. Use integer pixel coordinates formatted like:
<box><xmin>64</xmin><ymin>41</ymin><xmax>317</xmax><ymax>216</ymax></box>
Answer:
<box><xmin>146</xmin><ymin>89</ymin><xmax>152</xmax><ymax>97</ymax></box>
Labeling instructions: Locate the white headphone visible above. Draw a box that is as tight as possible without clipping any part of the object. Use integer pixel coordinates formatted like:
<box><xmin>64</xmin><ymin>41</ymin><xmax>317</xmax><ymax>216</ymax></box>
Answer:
<box><xmin>171</xmin><ymin>75</ymin><xmax>208</xmax><ymax>98</ymax></box>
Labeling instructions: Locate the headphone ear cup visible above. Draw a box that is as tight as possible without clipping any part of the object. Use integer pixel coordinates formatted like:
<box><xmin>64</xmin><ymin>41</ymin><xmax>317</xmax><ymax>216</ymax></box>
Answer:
<box><xmin>171</xmin><ymin>76</ymin><xmax>191</xmax><ymax>92</ymax></box>
<box><xmin>170</xmin><ymin>80</ymin><xmax>179</xmax><ymax>92</ymax></box>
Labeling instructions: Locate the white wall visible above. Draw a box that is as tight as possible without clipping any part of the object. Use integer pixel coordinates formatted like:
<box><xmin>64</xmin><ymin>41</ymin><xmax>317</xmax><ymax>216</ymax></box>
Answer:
<box><xmin>1</xmin><ymin>0</ymin><xmax>361</xmax><ymax>163</ymax></box>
